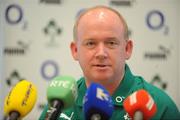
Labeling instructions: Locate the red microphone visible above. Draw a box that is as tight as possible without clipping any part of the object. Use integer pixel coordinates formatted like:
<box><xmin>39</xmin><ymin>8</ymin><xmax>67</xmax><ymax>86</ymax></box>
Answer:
<box><xmin>123</xmin><ymin>89</ymin><xmax>157</xmax><ymax>120</ymax></box>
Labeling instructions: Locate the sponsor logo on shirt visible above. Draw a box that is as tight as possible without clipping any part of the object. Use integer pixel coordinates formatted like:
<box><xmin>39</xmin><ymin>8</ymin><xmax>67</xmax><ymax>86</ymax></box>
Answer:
<box><xmin>124</xmin><ymin>113</ymin><xmax>131</xmax><ymax>120</ymax></box>
<box><xmin>60</xmin><ymin>112</ymin><xmax>74</xmax><ymax>120</ymax></box>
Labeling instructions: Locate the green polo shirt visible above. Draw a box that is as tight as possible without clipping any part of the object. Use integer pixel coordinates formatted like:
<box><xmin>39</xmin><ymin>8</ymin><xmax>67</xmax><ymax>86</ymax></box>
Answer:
<box><xmin>39</xmin><ymin>65</ymin><xmax>180</xmax><ymax>120</ymax></box>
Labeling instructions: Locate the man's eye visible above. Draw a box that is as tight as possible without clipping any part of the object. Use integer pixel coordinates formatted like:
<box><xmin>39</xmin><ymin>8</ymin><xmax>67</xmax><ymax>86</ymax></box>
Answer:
<box><xmin>86</xmin><ymin>41</ymin><xmax>95</xmax><ymax>46</ymax></box>
<box><xmin>109</xmin><ymin>41</ymin><xmax>116</xmax><ymax>45</ymax></box>
<box><xmin>83</xmin><ymin>40</ymin><xmax>96</xmax><ymax>48</ymax></box>
<box><xmin>106</xmin><ymin>41</ymin><xmax>119</xmax><ymax>48</ymax></box>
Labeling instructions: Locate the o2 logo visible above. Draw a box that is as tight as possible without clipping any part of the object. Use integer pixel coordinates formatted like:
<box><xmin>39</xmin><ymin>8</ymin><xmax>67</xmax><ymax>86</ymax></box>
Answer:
<box><xmin>40</xmin><ymin>60</ymin><xmax>60</xmax><ymax>80</ymax></box>
<box><xmin>5</xmin><ymin>4</ymin><xmax>23</xmax><ymax>24</ymax></box>
<box><xmin>146</xmin><ymin>10</ymin><xmax>169</xmax><ymax>35</ymax></box>
<box><xmin>5</xmin><ymin>4</ymin><xmax>27</xmax><ymax>29</ymax></box>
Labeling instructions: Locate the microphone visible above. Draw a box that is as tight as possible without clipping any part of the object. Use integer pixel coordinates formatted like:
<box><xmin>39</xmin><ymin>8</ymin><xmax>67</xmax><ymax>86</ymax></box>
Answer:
<box><xmin>4</xmin><ymin>80</ymin><xmax>37</xmax><ymax>120</ymax></box>
<box><xmin>83</xmin><ymin>83</ymin><xmax>114</xmax><ymax>120</ymax></box>
<box><xmin>123</xmin><ymin>89</ymin><xmax>157</xmax><ymax>120</ymax></box>
<box><xmin>45</xmin><ymin>76</ymin><xmax>77</xmax><ymax>120</ymax></box>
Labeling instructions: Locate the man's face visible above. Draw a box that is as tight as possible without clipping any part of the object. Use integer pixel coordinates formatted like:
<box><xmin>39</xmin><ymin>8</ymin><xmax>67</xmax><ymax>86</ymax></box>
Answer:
<box><xmin>71</xmin><ymin>9</ymin><xmax>132</xmax><ymax>84</ymax></box>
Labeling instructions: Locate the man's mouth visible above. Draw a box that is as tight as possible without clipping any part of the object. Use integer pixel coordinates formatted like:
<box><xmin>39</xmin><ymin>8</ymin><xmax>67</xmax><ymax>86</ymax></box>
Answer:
<box><xmin>93</xmin><ymin>64</ymin><xmax>110</xmax><ymax>67</ymax></box>
<box><xmin>96</xmin><ymin>65</ymin><xmax>106</xmax><ymax>67</ymax></box>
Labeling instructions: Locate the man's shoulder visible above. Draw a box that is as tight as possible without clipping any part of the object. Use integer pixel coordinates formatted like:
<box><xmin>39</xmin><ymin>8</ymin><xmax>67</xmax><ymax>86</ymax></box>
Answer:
<box><xmin>134</xmin><ymin>76</ymin><xmax>180</xmax><ymax>119</ymax></box>
<box><xmin>132</xmin><ymin>76</ymin><xmax>177</xmax><ymax>108</ymax></box>
<box><xmin>134</xmin><ymin>76</ymin><xmax>169</xmax><ymax>98</ymax></box>
<box><xmin>141</xmin><ymin>77</ymin><xmax>172</xmax><ymax>100</ymax></box>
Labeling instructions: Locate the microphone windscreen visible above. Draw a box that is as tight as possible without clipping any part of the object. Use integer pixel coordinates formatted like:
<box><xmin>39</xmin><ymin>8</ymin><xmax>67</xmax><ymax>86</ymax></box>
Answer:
<box><xmin>47</xmin><ymin>76</ymin><xmax>77</xmax><ymax>109</ymax></box>
<box><xmin>4</xmin><ymin>80</ymin><xmax>37</xmax><ymax>118</ymax></box>
<box><xmin>83</xmin><ymin>83</ymin><xmax>114</xmax><ymax>120</ymax></box>
<box><xmin>123</xmin><ymin>89</ymin><xmax>157</xmax><ymax>119</ymax></box>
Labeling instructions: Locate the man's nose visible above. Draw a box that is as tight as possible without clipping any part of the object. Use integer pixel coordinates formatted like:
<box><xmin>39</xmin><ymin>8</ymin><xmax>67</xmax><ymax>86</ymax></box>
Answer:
<box><xmin>95</xmin><ymin>43</ymin><xmax>108</xmax><ymax>59</ymax></box>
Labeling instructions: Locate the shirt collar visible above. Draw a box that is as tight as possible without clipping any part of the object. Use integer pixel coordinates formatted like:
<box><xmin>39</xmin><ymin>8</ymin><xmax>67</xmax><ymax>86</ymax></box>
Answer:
<box><xmin>76</xmin><ymin>64</ymin><xmax>135</xmax><ymax>107</ymax></box>
<box><xmin>112</xmin><ymin>64</ymin><xmax>135</xmax><ymax>106</ymax></box>
<box><xmin>76</xmin><ymin>77</ymin><xmax>87</xmax><ymax>106</ymax></box>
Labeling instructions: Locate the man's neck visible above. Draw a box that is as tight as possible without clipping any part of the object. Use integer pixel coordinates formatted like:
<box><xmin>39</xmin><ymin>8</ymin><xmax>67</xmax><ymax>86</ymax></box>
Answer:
<box><xmin>102</xmin><ymin>79</ymin><xmax>122</xmax><ymax>95</ymax></box>
<box><xmin>85</xmin><ymin>71</ymin><xmax>125</xmax><ymax>95</ymax></box>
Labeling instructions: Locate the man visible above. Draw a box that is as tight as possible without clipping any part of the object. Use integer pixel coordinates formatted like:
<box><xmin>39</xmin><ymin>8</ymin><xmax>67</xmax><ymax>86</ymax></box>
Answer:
<box><xmin>39</xmin><ymin>6</ymin><xmax>180</xmax><ymax>120</ymax></box>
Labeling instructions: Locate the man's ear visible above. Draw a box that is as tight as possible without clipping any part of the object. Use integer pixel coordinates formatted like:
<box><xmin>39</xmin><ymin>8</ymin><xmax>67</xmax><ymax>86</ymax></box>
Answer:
<box><xmin>70</xmin><ymin>41</ymin><xmax>78</xmax><ymax>60</ymax></box>
<box><xmin>125</xmin><ymin>40</ymin><xmax>133</xmax><ymax>60</ymax></box>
